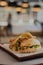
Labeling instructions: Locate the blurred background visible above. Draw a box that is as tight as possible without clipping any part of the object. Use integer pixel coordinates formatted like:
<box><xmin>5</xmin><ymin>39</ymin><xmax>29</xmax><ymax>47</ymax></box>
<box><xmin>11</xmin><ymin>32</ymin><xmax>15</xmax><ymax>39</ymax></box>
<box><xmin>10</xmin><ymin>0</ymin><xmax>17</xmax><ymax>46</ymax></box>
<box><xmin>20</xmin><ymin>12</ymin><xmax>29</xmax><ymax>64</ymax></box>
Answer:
<box><xmin>0</xmin><ymin>0</ymin><xmax>43</xmax><ymax>44</ymax></box>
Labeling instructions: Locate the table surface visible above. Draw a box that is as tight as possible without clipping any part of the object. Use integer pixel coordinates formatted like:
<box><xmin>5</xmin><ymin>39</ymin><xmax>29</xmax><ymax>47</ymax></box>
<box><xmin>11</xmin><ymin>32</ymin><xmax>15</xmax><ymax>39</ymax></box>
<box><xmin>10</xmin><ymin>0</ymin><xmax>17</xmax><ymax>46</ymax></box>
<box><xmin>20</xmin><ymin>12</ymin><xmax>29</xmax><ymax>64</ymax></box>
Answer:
<box><xmin>0</xmin><ymin>48</ymin><xmax>43</xmax><ymax>65</ymax></box>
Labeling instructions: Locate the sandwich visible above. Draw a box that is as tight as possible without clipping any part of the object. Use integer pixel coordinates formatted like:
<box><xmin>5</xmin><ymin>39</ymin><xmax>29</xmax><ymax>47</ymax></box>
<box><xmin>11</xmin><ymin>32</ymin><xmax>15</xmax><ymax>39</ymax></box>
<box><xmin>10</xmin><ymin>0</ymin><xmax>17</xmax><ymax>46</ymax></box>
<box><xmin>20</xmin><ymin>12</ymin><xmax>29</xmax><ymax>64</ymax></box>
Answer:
<box><xmin>9</xmin><ymin>32</ymin><xmax>41</xmax><ymax>53</ymax></box>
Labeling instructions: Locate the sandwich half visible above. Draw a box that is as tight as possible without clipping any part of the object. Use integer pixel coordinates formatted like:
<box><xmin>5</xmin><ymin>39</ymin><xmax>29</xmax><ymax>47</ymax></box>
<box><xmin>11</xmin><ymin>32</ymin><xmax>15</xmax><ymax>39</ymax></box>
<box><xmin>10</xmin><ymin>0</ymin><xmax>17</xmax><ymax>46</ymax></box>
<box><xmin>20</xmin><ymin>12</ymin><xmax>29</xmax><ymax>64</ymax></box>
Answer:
<box><xmin>9</xmin><ymin>32</ymin><xmax>41</xmax><ymax>53</ymax></box>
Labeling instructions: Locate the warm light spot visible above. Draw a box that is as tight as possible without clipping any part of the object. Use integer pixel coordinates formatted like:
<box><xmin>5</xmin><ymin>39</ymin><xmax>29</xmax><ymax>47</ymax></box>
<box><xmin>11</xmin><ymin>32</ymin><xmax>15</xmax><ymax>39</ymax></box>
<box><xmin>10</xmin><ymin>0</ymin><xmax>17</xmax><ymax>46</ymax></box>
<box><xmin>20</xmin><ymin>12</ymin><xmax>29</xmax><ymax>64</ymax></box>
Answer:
<box><xmin>15</xmin><ymin>7</ymin><xmax>22</xmax><ymax>12</ymax></box>
<box><xmin>0</xmin><ymin>1</ymin><xmax>8</xmax><ymax>6</ymax></box>
<box><xmin>22</xmin><ymin>3</ymin><xmax>29</xmax><ymax>8</ymax></box>
<box><xmin>32</xmin><ymin>8</ymin><xmax>41</xmax><ymax>12</ymax></box>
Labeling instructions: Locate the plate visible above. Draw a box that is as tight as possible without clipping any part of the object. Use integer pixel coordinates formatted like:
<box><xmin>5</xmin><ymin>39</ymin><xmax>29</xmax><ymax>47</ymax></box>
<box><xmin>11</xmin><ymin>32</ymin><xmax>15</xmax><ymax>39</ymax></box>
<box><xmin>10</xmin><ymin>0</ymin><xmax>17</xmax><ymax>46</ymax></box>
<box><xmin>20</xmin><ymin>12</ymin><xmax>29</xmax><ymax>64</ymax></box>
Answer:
<box><xmin>0</xmin><ymin>44</ymin><xmax>43</xmax><ymax>61</ymax></box>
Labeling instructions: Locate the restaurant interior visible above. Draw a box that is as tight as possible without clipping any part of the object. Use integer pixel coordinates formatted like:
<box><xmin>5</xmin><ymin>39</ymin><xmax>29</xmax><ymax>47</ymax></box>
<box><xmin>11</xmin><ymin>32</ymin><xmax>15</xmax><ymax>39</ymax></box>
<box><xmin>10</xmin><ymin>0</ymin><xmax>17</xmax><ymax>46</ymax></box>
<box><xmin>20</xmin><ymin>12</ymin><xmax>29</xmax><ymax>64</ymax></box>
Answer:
<box><xmin>0</xmin><ymin>0</ymin><xmax>43</xmax><ymax>64</ymax></box>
